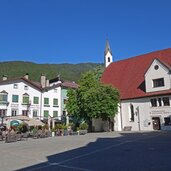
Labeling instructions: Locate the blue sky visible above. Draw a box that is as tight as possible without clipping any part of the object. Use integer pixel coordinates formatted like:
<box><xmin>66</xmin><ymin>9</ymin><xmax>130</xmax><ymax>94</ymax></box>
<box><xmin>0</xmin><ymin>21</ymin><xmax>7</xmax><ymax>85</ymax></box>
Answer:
<box><xmin>0</xmin><ymin>0</ymin><xmax>171</xmax><ymax>64</ymax></box>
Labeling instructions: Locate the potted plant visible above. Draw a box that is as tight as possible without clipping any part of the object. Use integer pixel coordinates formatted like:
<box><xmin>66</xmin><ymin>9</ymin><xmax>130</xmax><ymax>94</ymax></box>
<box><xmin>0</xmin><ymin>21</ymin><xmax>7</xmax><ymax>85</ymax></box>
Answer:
<box><xmin>78</xmin><ymin>123</ymin><xmax>88</xmax><ymax>135</ymax></box>
<box><xmin>61</xmin><ymin>124</ymin><xmax>68</xmax><ymax>136</ymax></box>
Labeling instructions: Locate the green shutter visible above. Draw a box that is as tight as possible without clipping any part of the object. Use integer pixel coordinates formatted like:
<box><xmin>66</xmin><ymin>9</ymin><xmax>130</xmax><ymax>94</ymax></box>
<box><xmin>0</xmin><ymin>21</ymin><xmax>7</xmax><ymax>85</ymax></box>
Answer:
<box><xmin>33</xmin><ymin>97</ymin><xmax>39</xmax><ymax>104</ymax></box>
<box><xmin>44</xmin><ymin>98</ymin><xmax>49</xmax><ymax>105</ymax></box>
<box><xmin>23</xmin><ymin>96</ymin><xmax>29</xmax><ymax>104</ymax></box>
<box><xmin>53</xmin><ymin>98</ymin><xmax>58</xmax><ymax>106</ymax></box>
<box><xmin>53</xmin><ymin>111</ymin><xmax>58</xmax><ymax>117</ymax></box>
<box><xmin>44</xmin><ymin>110</ymin><xmax>49</xmax><ymax>117</ymax></box>
<box><xmin>12</xmin><ymin>95</ymin><xmax>19</xmax><ymax>103</ymax></box>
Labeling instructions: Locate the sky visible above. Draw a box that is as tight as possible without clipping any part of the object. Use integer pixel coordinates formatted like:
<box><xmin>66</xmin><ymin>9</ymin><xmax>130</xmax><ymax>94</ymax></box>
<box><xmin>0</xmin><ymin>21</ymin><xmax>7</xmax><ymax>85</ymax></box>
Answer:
<box><xmin>0</xmin><ymin>0</ymin><xmax>171</xmax><ymax>64</ymax></box>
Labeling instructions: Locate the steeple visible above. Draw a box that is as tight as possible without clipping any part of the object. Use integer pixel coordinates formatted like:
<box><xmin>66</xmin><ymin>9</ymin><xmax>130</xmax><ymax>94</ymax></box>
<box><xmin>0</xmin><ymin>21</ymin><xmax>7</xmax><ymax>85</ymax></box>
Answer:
<box><xmin>104</xmin><ymin>39</ymin><xmax>113</xmax><ymax>68</ymax></box>
<box><xmin>104</xmin><ymin>39</ymin><xmax>112</xmax><ymax>56</ymax></box>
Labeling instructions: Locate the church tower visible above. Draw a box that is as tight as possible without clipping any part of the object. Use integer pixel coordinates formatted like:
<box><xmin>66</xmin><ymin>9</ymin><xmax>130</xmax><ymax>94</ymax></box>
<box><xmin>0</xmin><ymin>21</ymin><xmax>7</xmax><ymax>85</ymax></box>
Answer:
<box><xmin>104</xmin><ymin>39</ymin><xmax>113</xmax><ymax>68</ymax></box>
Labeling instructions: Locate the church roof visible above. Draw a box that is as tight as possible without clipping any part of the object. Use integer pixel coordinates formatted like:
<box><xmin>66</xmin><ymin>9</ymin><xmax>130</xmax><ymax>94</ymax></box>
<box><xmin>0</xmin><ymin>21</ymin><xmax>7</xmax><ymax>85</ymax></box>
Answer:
<box><xmin>101</xmin><ymin>48</ymin><xmax>171</xmax><ymax>100</ymax></box>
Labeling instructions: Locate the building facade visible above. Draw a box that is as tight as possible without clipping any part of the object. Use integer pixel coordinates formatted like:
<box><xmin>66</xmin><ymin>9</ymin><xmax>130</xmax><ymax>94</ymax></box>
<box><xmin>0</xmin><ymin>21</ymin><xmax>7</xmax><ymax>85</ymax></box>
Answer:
<box><xmin>0</xmin><ymin>74</ymin><xmax>78</xmax><ymax>125</ymax></box>
<box><xmin>101</xmin><ymin>41</ymin><xmax>171</xmax><ymax>131</ymax></box>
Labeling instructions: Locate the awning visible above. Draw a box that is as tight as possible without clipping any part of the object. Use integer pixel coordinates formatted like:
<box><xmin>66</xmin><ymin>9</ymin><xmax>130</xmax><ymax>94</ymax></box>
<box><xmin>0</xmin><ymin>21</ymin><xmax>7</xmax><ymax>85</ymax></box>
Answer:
<box><xmin>9</xmin><ymin>116</ymin><xmax>30</xmax><ymax>121</ymax></box>
<box><xmin>24</xmin><ymin>118</ymin><xmax>44</xmax><ymax>126</ymax></box>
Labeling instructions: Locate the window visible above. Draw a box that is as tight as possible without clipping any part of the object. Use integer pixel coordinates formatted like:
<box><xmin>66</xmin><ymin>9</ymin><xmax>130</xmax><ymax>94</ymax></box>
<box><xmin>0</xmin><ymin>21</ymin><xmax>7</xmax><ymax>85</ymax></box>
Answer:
<box><xmin>0</xmin><ymin>91</ymin><xmax>8</xmax><ymax>104</ymax></box>
<box><xmin>22</xmin><ymin>110</ymin><xmax>28</xmax><ymax>116</ymax></box>
<box><xmin>12</xmin><ymin>95</ymin><xmax>19</xmax><ymax>103</ymax></box>
<box><xmin>163</xmin><ymin>97</ymin><xmax>170</xmax><ymax>106</ymax></box>
<box><xmin>13</xmin><ymin>84</ymin><xmax>18</xmax><ymax>89</ymax></box>
<box><xmin>154</xmin><ymin>65</ymin><xmax>159</xmax><ymax>70</ymax></box>
<box><xmin>164</xmin><ymin>117</ymin><xmax>171</xmax><ymax>126</ymax></box>
<box><xmin>44</xmin><ymin>110</ymin><xmax>49</xmax><ymax>118</ymax></box>
<box><xmin>44</xmin><ymin>98</ymin><xmax>49</xmax><ymax>106</ymax></box>
<box><xmin>130</xmin><ymin>104</ymin><xmax>134</xmax><ymax>122</ymax></box>
<box><xmin>11</xmin><ymin>109</ymin><xmax>18</xmax><ymax>116</ymax></box>
<box><xmin>153</xmin><ymin>78</ymin><xmax>164</xmax><ymax>88</ymax></box>
<box><xmin>151</xmin><ymin>99</ymin><xmax>157</xmax><ymax>107</ymax></box>
<box><xmin>33</xmin><ymin>110</ymin><xmax>38</xmax><ymax>117</ymax></box>
<box><xmin>24</xmin><ymin>85</ymin><xmax>28</xmax><ymax>90</ymax></box>
<box><xmin>158</xmin><ymin>98</ymin><xmax>162</xmax><ymax>106</ymax></box>
<box><xmin>0</xmin><ymin>109</ymin><xmax>6</xmax><ymax>117</ymax></box>
<box><xmin>22</xmin><ymin>94</ymin><xmax>29</xmax><ymax>104</ymax></box>
<box><xmin>53</xmin><ymin>98</ymin><xmax>58</xmax><ymax>106</ymax></box>
<box><xmin>53</xmin><ymin>111</ymin><xmax>58</xmax><ymax>118</ymax></box>
<box><xmin>33</xmin><ymin>97</ymin><xmax>39</xmax><ymax>104</ymax></box>
<box><xmin>108</xmin><ymin>57</ymin><xmax>110</xmax><ymax>62</ymax></box>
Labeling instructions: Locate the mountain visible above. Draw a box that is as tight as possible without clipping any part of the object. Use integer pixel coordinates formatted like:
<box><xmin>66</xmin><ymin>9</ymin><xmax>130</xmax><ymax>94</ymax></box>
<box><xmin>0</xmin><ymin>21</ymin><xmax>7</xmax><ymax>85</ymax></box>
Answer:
<box><xmin>0</xmin><ymin>61</ymin><xmax>103</xmax><ymax>82</ymax></box>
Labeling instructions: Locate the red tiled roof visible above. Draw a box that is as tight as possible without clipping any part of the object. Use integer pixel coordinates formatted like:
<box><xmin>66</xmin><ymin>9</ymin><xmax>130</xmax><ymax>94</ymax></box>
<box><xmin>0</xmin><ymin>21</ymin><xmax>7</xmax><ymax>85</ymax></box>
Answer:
<box><xmin>101</xmin><ymin>48</ymin><xmax>171</xmax><ymax>100</ymax></box>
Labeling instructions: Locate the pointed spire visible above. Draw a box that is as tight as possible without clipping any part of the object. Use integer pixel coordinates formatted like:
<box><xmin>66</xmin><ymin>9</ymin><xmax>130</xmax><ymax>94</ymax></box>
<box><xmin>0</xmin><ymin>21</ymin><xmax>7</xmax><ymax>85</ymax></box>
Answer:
<box><xmin>104</xmin><ymin>39</ymin><xmax>112</xmax><ymax>55</ymax></box>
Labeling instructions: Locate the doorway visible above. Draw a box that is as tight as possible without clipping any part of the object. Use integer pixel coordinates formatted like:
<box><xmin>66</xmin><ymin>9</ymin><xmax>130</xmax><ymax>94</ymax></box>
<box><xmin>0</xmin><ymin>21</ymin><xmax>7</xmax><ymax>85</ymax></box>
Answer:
<box><xmin>152</xmin><ymin>117</ymin><xmax>161</xmax><ymax>130</ymax></box>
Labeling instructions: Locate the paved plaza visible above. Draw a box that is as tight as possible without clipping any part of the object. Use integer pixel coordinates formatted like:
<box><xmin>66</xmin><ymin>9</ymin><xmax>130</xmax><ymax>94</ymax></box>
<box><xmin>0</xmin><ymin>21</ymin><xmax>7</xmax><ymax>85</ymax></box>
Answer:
<box><xmin>0</xmin><ymin>131</ymin><xmax>171</xmax><ymax>171</ymax></box>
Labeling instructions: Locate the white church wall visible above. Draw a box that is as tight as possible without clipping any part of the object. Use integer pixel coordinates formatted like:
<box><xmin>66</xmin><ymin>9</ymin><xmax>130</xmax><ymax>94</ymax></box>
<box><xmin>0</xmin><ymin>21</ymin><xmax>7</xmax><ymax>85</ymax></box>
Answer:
<box><xmin>120</xmin><ymin>96</ymin><xmax>171</xmax><ymax>131</ymax></box>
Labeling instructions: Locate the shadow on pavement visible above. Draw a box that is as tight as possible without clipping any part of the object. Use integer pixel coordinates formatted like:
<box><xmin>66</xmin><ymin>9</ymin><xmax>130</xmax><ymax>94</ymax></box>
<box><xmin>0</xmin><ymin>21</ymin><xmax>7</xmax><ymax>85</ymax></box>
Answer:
<box><xmin>17</xmin><ymin>131</ymin><xmax>171</xmax><ymax>171</ymax></box>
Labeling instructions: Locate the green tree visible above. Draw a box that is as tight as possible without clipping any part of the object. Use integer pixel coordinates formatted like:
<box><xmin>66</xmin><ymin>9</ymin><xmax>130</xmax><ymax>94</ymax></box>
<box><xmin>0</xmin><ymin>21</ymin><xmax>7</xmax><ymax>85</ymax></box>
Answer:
<box><xmin>66</xmin><ymin>69</ymin><xmax>119</xmax><ymax>131</ymax></box>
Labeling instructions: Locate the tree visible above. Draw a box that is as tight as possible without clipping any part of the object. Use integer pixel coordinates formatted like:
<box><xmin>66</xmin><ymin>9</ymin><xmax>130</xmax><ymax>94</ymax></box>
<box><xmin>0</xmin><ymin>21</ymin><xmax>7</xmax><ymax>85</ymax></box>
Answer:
<box><xmin>97</xmin><ymin>84</ymin><xmax>120</xmax><ymax>130</ymax></box>
<box><xmin>66</xmin><ymin>68</ymin><xmax>120</xmax><ymax>131</ymax></box>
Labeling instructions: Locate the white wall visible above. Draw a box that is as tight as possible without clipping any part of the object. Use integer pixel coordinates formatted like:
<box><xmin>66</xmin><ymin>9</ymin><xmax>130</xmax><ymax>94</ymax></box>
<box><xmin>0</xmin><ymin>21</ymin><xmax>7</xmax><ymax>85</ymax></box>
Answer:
<box><xmin>120</xmin><ymin>96</ymin><xmax>171</xmax><ymax>131</ymax></box>
<box><xmin>42</xmin><ymin>87</ymin><xmax>62</xmax><ymax>120</ymax></box>
<box><xmin>145</xmin><ymin>59</ymin><xmax>171</xmax><ymax>92</ymax></box>
<box><xmin>0</xmin><ymin>80</ymin><xmax>41</xmax><ymax>118</ymax></box>
<box><xmin>0</xmin><ymin>79</ymin><xmax>64</xmax><ymax>121</ymax></box>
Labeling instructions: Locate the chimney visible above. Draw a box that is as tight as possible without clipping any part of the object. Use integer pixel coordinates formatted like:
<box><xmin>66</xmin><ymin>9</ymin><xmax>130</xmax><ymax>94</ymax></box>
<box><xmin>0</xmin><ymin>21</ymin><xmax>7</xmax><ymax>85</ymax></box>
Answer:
<box><xmin>46</xmin><ymin>79</ymin><xmax>49</xmax><ymax>87</ymax></box>
<box><xmin>24</xmin><ymin>73</ymin><xmax>29</xmax><ymax>79</ymax></box>
<box><xmin>2</xmin><ymin>75</ymin><xmax>7</xmax><ymax>81</ymax></box>
<box><xmin>41</xmin><ymin>74</ymin><xmax>46</xmax><ymax>88</ymax></box>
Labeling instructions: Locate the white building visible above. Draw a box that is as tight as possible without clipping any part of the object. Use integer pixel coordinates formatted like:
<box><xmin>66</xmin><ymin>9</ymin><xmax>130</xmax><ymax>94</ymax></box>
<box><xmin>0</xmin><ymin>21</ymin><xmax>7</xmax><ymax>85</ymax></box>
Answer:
<box><xmin>101</xmin><ymin>41</ymin><xmax>171</xmax><ymax>131</ymax></box>
<box><xmin>0</xmin><ymin>73</ymin><xmax>78</xmax><ymax>125</ymax></box>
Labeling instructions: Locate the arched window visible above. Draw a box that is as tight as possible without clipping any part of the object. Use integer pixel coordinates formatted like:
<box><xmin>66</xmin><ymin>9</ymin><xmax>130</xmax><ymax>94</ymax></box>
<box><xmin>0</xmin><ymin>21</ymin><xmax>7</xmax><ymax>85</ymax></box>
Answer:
<box><xmin>22</xmin><ymin>93</ymin><xmax>29</xmax><ymax>104</ymax></box>
<box><xmin>130</xmin><ymin>104</ymin><xmax>134</xmax><ymax>122</ymax></box>
<box><xmin>108</xmin><ymin>57</ymin><xmax>110</xmax><ymax>62</ymax></box>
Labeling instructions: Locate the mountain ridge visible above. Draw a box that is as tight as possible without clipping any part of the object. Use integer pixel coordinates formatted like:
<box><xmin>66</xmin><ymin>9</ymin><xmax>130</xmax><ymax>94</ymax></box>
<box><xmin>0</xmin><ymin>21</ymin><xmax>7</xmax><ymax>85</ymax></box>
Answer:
<box><xmin>0</xmin><ymin>61</ymin><xmax>103</xmax><ymax>82</ymax></box>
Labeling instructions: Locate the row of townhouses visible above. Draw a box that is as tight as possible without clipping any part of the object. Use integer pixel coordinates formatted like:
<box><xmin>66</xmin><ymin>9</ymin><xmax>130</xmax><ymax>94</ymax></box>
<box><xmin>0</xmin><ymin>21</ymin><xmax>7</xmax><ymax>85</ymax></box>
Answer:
<box><xmin>0</xmin><ymin>73</ymin><xmax>78</xmax><ymax>125</ymax></box>
<box><xmin>99</xmin><ymin>40</ymin><xmax>171</xmax><ymax>131</ymax></box>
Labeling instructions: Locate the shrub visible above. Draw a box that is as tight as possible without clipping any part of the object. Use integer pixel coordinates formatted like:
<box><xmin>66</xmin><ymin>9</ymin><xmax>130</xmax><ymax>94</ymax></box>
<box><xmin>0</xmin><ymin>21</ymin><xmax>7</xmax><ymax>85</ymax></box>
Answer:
<box><xmin>79</xmin><ymin>123</ymin><xmax>88</xmax><ymax>130</ymax></box>
<box><xmin>55</xmin><ymin>124</ymin><xmax>63</xmax><ymax>130</ymax></box>
<box><xmin>67</xmin><ymin>122</ymin><xmax>75</xmax><ymax>129</ymax></box>
<box><xmin>17</xmin><ymin>123</ymin><xmax>28</xmax><ymax>133</ymax></box>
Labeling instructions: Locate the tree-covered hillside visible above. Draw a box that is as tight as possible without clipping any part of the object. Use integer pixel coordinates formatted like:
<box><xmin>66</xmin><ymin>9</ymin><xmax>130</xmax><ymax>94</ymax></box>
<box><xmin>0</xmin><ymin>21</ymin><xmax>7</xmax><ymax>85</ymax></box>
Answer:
<box><xmin>0</xmin><ymin>61</ymin><xmax>103</xmax><ymax>82</ymax></box>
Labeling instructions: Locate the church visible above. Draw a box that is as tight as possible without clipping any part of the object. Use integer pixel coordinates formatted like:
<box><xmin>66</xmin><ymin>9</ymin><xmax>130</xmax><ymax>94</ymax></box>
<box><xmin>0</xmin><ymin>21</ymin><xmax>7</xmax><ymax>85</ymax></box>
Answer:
<box><xmin>101</xmin><ymin>41</ymin><xmax>171</xmax><ymax>131</ymax></box>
